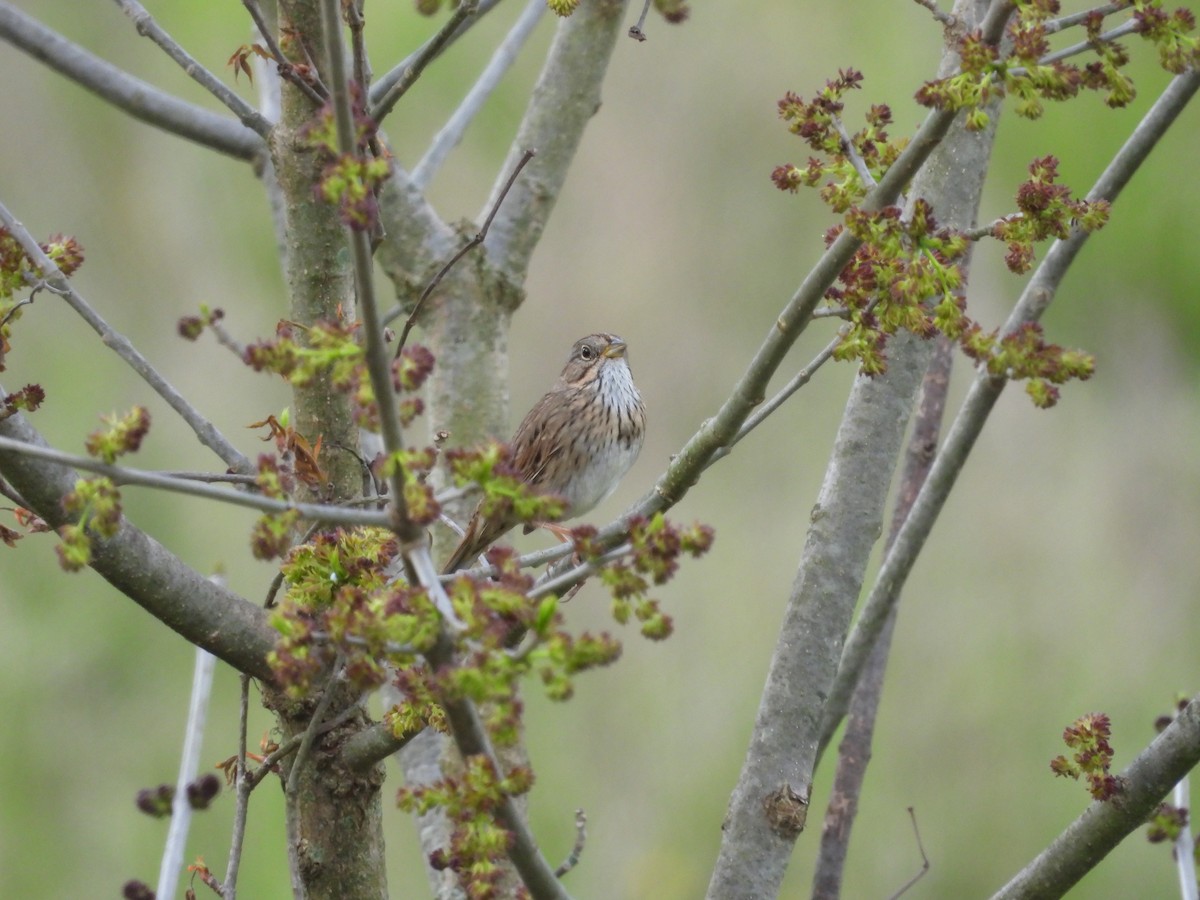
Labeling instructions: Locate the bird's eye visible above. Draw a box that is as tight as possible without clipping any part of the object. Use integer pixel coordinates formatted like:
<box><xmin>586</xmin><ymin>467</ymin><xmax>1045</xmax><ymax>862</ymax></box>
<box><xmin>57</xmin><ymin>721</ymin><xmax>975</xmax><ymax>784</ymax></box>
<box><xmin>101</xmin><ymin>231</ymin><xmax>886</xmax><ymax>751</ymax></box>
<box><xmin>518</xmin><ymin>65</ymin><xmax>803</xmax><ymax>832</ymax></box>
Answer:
<box><xmin>580</xmin><ymin>345</ymin><xmax>595</xmax><ymax>360</ymax></box>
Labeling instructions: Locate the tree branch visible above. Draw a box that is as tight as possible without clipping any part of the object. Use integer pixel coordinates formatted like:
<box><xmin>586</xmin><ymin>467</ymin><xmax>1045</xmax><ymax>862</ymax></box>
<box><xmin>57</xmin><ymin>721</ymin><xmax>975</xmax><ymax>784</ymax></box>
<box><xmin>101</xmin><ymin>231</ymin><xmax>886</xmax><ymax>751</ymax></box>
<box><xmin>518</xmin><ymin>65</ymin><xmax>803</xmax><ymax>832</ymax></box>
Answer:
<box><xmin>0</xmin><ymin>2</ymin><xmax>263</xmax><ymax>160</ymax></box>
<box><xmin>368</xmin><ymin>0</ymin><xmax>507</xmax><ymax>113</ymax></box>
<box><xmin>412</xmin><ymin>0</ymin><xmax>546</xmax><ymax>191</ymax></box>
<box><xmin>369</xmin><ymin>0</ymin><xmax>480</xmax><ymax>123</ymax></box>
<box><xmin>823</xmin><ymin>65</ymin><xmax>1200</xmax><ymax>756</ymax></box>
<box><xmin>0</xmin><ymin>201</ymin><xmax>254</xmax><ymax>475</ymax></box>
<box><xmin>812</xmin><ymin>336</ymin><xmax>954</xmax><ymax>898</ymax></box>
<box><xmin>428</xmin><ymin>633</ymin><xmax>573</xmax><ymax>900</ymax></box>
<box><xmin>0</xmin><ymin>435</ymin><xmax>392</xmax><ymax>527</ymax></box>
<box><xmin>993</xmin><ymin>694</ymin><xmax>1200</xmax><ymax>898</ymax></box>
<box><xmin>0</xmin><ymin>405</ymin><xmax>276</xmax><ymax>681</ymax></box>
<box><xmin>482</xmin><ymin>0</ymin><xmax>631</xmax><ymax>281</ymax></box>
<box><xmin>706</xmin><ymin>3</ymin><xmax>1010</xmax><ymax>895</ymax></box>
<box><xmin>111</xmin><ymin>0</ymin><xmax>272</xmax><ymax>138</ymax></box>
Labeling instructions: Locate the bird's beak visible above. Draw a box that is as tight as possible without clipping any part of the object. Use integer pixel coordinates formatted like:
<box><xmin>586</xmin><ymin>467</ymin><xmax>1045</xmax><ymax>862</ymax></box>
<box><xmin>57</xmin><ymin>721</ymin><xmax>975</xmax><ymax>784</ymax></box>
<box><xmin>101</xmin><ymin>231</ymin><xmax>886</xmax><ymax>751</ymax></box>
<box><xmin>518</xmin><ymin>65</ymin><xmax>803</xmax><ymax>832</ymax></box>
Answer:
<box><xmin>603</xmin><ymin>340</ymin><xmax>627</xmax><ymax>359</ymax></box>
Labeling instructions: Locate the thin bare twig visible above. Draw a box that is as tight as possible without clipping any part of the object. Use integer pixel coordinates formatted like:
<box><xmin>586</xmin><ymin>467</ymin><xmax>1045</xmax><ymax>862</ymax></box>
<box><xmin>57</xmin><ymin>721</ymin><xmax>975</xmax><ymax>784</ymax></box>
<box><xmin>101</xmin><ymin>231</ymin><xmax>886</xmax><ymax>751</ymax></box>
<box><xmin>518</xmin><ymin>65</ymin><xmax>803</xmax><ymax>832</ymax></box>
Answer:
<box><xmin>413</xmin><ymin>0</ymin><xmax>545</xmax><ymax>190</ymax></box>
<box><xmin>346</xmin><ymin>0</ymin><xmax>372</xmax><ymax>94</ymax></box>
<box><xmin>911</xmin><ymin>0</ymin><xmax>955</xmax><ymax>27</ymax></box>
<box><xmin>0</xmin><ymin>435</ymin><xmax>391</xmax><ymax>527</ymax></box>
<box><xmin>391</xmin><ymin>148</ymin><xmax>537</xmax><ymax>341</ymax></box>
<box><xmin>0</xmin><ymin>201</ymin><xmax>253</xmax><ymax>474</ymax></box>
<box><xmin>370</xmin><ymin>0</ymin><xmax>480</xmax><ymax>122</ymax></box>
<box><xmin>831</xmin><ymin>113</ymin><xmax>880</xmax><ymax>190</ymax></box>
<box><xmin>222</xmin><ymin>674</ymin><xmax>253</xmax><ymax>900</ymax></box>
<box><xmin>885</xmin><ymin>808</ymin><xmax>931</xmax><ymax>900</ymax></box>
<box><xmin>112</xmin><ymin>0</ymin><xmax>272</xmax><ymax>136</ymax></box>
<box><xmin>242</xmin><ymin>0</ymin><xmax>328</xmax><ymax>105</ymax></box>
<box><xmin>628</xmin><ymin>0</ymin><xmax>651</xmax><ymax>41</ymax></box>
<box><xmin>1008</xmin><ymin>20</ymin><xmax>1139</xmax><ymax>75</ymax></box>
<box><xmin>161</xmin><ymin>471</ymin><xmax>260</xmax><ymax>487</ymax></box>
<box><xmin>1044</xmin><ymin>2</ymin><xmax>1130</xmax><ymax>35</ymax></box>
<box><xmin>554</xmin><ymin>809</ymin><xmax>588</xmax><ymax>877</ymax></box>
<box><xmin>369</xmin><ymin>0</ymin><xmax>505</xmax><ymax>111</ymax></box>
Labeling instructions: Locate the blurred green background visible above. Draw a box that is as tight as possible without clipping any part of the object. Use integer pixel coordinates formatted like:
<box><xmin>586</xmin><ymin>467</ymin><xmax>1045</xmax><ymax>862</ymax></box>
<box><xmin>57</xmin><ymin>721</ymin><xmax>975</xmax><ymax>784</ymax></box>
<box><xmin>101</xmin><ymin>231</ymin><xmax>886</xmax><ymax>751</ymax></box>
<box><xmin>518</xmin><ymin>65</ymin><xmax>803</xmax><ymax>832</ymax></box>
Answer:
<box><xmin>2</xmin><ymin>1</ymin><xmax>1199</xmax><ymax>897</ymax></box>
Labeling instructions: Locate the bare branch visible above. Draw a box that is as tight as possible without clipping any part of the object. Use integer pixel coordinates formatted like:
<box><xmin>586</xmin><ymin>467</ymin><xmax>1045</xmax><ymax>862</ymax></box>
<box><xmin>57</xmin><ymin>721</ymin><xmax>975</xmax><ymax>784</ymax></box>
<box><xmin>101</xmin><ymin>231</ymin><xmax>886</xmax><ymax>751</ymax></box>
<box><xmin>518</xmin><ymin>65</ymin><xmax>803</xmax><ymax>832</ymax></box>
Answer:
<box><xmin>392</xmin><ymin>148</ymin><xmax>536</xmax><ymax>338</ymax></box>
<box><xmin>0</xmin><ymin>201</ymin><xmax>253</xmax><ymax>474</ymax></box>
<box><xmin>707</xmin><ymin>4</ymin><xmax>1014</xmax><ymax>894</ymax></box>
<box><xmin>886</xmin><ymin>808</ymin><xmax>931</xmax><ymax>900</ymax></box>
<box><xmin>825</xmin><ymin>66</ymin><xmax>1200</xmax><ymax>755</ymax></box>
<box><xmin>628</xmin><ymin>0</ymin><xmax>651</xmax><ymax>41</ymax></box>
<box><xmin>221</xmin><ymin>674</ymin><xmax>253</xmax><ymax>900</ymax></box>
<box><xmin>157</xmin><ymin>646</ymin><xmax>218</xmax><ymax>899</ymax></box>
<box><xmin>1009</xmin><ymin>20</ymin><xmax>1139</xmax><ymax>74</ymax></box>
<box><xmin>369</xmin><ymin>0</ymin><xmax>506</xmax><ymax>113</ymax></box>
<box><xmin>370</xmin><ymin>1</ymin><xmax>480</xmax><ymax>123</ymax></box>
<box><xmin>0</xmin><ymin>435</ymin><xmax>392</xmax><ymax>527</ymax></box>
<box><xmin>482</xmin><ymin>0</ymin><xmax>629</xmax><ymax>280</ymax></box>
<box><xmin>831</xmin><ymin>113</ymin><xmax>880</xmax><ymax>190</ymax></box>
<box><xmin>812</xmin><ymin>335</ymin><xmax>953</xmax><ymax>897</ymax></box>
<box><xmin>338</xmin><ymin>718</ymin><xmax>421</xmax><ymax>773</ymax></box>
<box><xmin>0</xmin><ymin>2</ymin><xmax>262</xmax><ymax>160</ymax></box>
<box><xmin>1044</xmin><ymin>2</ymin><xmax>1131</xmax><ymax>35</ymax></box>
<box><xmin>911</xmin><ymin>0</ymin><xmax>955</xmax><ymax>27</ymax></box>
<box><xmin>0</xmin><ymin>405</ymin><xmax>276</xmax><ymax>681</ymax></box>
<box><xmin>554</xmin><ymin>810</ymin><xmax>588</xmax><ymax>878</ymax></box>
<box><xmin>412</xmin><ymin>0</ymin><xmax>546</xmax><ymax>191</ymax></box>
<box><xmin>111</xmin><ymin>0</ymin><xmax>272</xmax><ymax>137</ymax></box>
<box><xmin>993</xmin><ymin>694</ymin><xmax>1200</xmax><ymax>898</ymax></box>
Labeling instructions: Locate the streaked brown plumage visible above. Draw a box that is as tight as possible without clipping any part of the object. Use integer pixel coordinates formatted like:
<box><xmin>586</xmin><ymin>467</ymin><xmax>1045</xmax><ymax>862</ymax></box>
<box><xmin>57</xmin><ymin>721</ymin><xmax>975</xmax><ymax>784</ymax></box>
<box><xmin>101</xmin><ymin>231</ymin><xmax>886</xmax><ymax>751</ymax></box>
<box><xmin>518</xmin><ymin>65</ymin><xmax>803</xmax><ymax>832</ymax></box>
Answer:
<box><xmin>442</xmin><ymin>333</ymin><xmax>646</xmax><ymax>574</ymax></box>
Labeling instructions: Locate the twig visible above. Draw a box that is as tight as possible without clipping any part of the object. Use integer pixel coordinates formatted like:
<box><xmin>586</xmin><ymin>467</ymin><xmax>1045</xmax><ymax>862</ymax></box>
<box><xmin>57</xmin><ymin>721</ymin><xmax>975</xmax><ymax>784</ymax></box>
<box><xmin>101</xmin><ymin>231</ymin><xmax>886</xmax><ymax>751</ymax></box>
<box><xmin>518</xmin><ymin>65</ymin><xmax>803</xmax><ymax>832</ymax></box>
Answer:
<box><xmin>413</xmin><ymin>0</ymin><xmax>545</xmax><ymax>191</ymax></box>
<box><xmin>528</xmin><ymin>542</ymin><xmax>632</xmax><ymax>600</ymax></box>
<box><xmin>831</xmin><ymin>113</ymin><xmax>880</xmax><ymax>190</ymax></box>
<box><xmin>370</xmin><ymin>0</ymin><xmax>480</xmax><ymax>122</ymax></box>
<box><xmin>811</xmin><ymin>306</ymin><xmax>851</xmax><ymax>319</ymax></box>
<box><xmin>391</xmin><ymin>148</ymin><xmax>537</xmax><ymax>340</ymax></box>
<box><xmin>157</xmin><ymin>645</ymin><xmax>218</xmax><ymax>900</ymax></box>
<box><xmin>112</xmin><ymin>0</ymin><xmax>272</xmax><ymax>136</ymax></box>
<box><xmin>911</xmin><ymin>0</ymin><xmax>955</xmax><ymax>27</ymax></box>
<box><xmin>161</xmin><ymin>471</ymin><xmax>260</xmax><ymax>486</ymax></box>
<box><xmin>823</xmin><ymin>66</ymin><xmax>1200</xmax><ymax>754</ymax></box>
<box><xmin>1044</xmin><ymin>2</ymin><xmax>1130</xmax><ymax>35</ymax></box>
<box><xmin>222</xmin><ymin>674</ymin><xmax>253</xmax><ymax>900</ymax></box>
<box><xmin>885</xmin><ymin>808</ymin><xmax>931</xmax><ymax>900</ymax></box>
<box><xmin>338</xmin><ymin>715</ymin><xmax>423</xmax><ymax>774</ymax></box>
<box><xmin>628</xmin><ymin>0</ymin><xmax>651</xmax><ymax>41</ymax></box>
<box><xmin>0</xmin><ymin>3</ymin><xmax>261</xmax><ymax>159</ymax></box>
<box><xmin>554</xmin><ymin>809</ymin><xmax>588</xmax><ymax>877</ymax></box>
<box><xmin>0</xmin><ymin>200</ymin><xmax>253</xmax><ymax>474</ymax></box>
<box><xmin>1173</xmin><ymin>774</ymin><xmax>1197</xmax><ymax>900</ymax></box>
<box><xmin>242</xmin><ymin>0</ymin><xmax>327</xmax><ymax>105</ymax></box>
<box><xmin>345</xmin><ymin>0</ymin><xmax>371</xmax><ymax>94</ymax></box>
<box><xmin>1008</xmin><ymin>20</ymin><xmax>1140</xmax><ymax>75</ymax></box>
<box><xmin>0</xmin><ymin>435</ymin><xmax>392</xmax><ymax>527</ymax></box>
<box><xmin>368</xmin><ymin>0</ymin><xmax>504</xmax><ymax>112</ymax></box>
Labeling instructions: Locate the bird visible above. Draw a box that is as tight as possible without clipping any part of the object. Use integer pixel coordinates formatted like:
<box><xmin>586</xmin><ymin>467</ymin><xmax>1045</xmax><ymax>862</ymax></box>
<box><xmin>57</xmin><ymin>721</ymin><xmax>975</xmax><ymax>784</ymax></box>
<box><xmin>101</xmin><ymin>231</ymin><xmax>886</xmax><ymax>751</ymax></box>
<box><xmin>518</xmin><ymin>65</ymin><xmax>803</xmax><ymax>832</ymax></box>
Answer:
<box><xmin>442</xmin><ymin>332</ymin><xmax>646</xmax><ymax>574</ymax></box>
